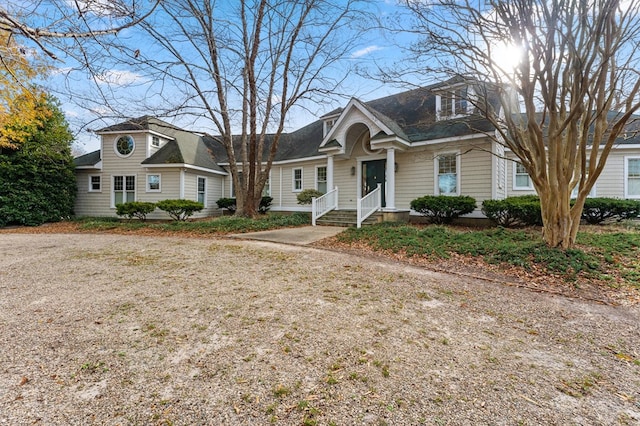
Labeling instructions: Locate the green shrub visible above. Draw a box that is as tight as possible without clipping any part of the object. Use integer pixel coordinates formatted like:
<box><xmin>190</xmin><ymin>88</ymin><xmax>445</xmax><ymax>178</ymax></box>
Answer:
<box><xmin>115</xmin><ymin>202</ymin><xmax>156</xmax><ymax>221</ymax></box>
<box><xmin>410</xmin><ymin>195</ymin><xmax>477</xmax><ymax>224</ymax></box>
<box><xmin>482</xmin><ymin>195</ymin><xmax>542</xmax><ymax>227</ymax></box>
<box><xmin>296</xmin><ymin>189</ymin><xmax>324</xmax><ymax>205</ymax></box>
<box><xmin>156</xmin><ymin>199</ymin><xmax>204</xmax><ymax>221</ymax></box>
<box><xmin>581</xmin><ymin>198</ymin><xmax>640</xmax><ymax>224</ymax></box>
<box><xmin>216</xmin><ymin>196</ymin><xmax>272</xmax><ymax>214</ymax></box>
<box><xmin>216</xmin><ymin>197</ymin><xmax>236</xmax><ymax>212</ymax></box>
<box><xmin>259</xmin><ymin>196</ymin><xmax>273</xmax><ymax>214</ymax></box>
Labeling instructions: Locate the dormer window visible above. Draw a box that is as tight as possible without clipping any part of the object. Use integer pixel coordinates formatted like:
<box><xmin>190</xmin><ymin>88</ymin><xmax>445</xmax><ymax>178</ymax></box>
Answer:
<box><xmin>324</xmin><ymin>118</ymin><xmax>337</xmax><ymax>136</ymax></box>
<box><xmin>437</xmin><ymin>87</ymin><xmax>469</xmax><ymax>120</ymax></box>
<box><xmin>151</xmin><ymin>136</ymin><xmax>160</xmax><ymax>147</ymax></box>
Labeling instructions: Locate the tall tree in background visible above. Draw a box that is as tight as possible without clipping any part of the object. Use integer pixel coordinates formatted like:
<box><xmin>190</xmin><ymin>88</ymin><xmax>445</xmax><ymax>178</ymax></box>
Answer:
<box><xmin>0</xmin><ymin>96</ymin><xmax>76</xmax><ymax>226</ymax></box>
<box><xmin>0</xmin><ymin>31</ymin><xmax>51</xmax><ymax>149</ymax></box>
<box><xmin>401</xmin><ymin>0</ymin><xmax>640</xmax><ymax>248</ymax></box>
<box><xmin>121</xmin><ymin>0</ymin><xmax>369</xmax><ymax>216</ymax></box>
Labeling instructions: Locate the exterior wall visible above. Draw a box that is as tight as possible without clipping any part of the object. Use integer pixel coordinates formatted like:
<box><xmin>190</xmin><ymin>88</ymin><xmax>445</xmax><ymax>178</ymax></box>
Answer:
<box><xmin>505</xmin><ymin>147</ymin><xmax>640</xmax><ymax>198</ymax></box>
<box><xmin>74</xmin><ymin>132</ymin><xmax>225</xmax><ymax>218</ymax></box>
<box><xmin>74</xmin><ymin>169</ymin><xmax>108</xmax><ymax>216</ymax></box>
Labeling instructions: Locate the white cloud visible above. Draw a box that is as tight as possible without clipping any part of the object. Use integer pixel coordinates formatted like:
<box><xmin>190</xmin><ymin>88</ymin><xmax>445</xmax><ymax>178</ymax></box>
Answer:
<box><xmin>95</xmin><ymin>69</ymin><xmax>146</xmax><ymax>86</ymax></box>
<box><xmin>351</xmin><ymin>45</ymin><xmax>384</xmax><ymax>59</ymax></box>
<box><xmin>65</xmin><ymin>0</ymin><xmax>131</xmax><ymax>18</ymax></box>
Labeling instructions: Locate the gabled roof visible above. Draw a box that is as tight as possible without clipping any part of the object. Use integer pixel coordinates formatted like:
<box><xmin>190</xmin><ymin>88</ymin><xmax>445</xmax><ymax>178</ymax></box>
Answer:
<box><xmin>142</xmin><ymin>125</ymin><xmax>226</xmax><ymax>173</ymax></box>
<box><xmin>74</xmin><ymin>149</ymin><xmax>101</xmax><ymax>167</ymax></box>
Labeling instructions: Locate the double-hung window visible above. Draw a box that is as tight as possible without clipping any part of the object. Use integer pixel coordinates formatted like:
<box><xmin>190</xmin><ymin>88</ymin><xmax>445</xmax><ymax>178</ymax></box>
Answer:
<box><xmin>113</xmin><ymin>175</ymin><xmax>135</xmax><ymax>206</ymax></box>
<box><xmin>436</xmin><ymin>153</ymin><xmax>459</xmax><ymax>195</ymax></box>
<box><xmin>438</xmin><ymin>88</ymin><xmax>467</xmax><ymax>119</ymax></box>
<box><xmin>197</xmin><ymin>176</ymin><xmax>207</xmax><ymax>206</ymax></box>
<box><xmin>513</xmin><ymin>162</ymin><xmax>533</xmax><ymax>190</ymax></box>
<box><xmin>147</xmin><ymin>174</ymin><xmax>161</xmax><ymax>192</ymax></box>
<box><xmin>626</xmin><ymin>157</ymin><xmax>640</xmax><ymax>198</ymax></box>
<box><xmin>316</xmin><ymin>166</ymin><xmax>327</xmax><ymax>193</ymax></box>
<box><xmin>293</xmin><ymin>168</ymin><xmax>303</xmax><ymax>192</ymax></box>
<box><xmin>89</xmin><ymin>175</ymin><xmax>101</xmax><ymax>192</ymax></box>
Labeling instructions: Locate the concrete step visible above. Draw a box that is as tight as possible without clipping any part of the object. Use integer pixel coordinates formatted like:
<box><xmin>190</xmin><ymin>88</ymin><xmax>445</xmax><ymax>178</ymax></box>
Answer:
<box><xmin>316</xmin><ymin>210</ymin><xmax>382</xmax><ymax>227</ymax></box>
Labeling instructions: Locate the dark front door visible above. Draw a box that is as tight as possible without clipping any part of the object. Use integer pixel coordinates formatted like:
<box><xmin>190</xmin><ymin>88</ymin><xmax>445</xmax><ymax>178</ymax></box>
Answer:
<box><xmin>362</xmin><ymin>159</ymin><xmax>386</xmax><ymax>207</ymax></box>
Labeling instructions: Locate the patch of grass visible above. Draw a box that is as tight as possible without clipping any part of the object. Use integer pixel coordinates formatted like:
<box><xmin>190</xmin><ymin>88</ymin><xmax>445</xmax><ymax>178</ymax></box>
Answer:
<box><xmin>272</xmin><ymin>384</ymin><xmax>291</xmax><ymax>398</ymax></box>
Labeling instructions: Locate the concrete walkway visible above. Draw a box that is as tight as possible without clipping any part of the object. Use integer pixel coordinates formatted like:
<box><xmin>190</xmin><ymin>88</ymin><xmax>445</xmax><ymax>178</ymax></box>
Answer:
<box><xmin>229</xmin><ymin>225</ymin><xmax>345</xmax><ymax>245</ymax></box>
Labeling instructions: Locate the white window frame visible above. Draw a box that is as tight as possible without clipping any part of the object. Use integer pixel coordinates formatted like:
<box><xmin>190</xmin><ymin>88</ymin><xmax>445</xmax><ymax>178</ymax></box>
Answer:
<box><xmin>197</xmin><ymin>176</ymin><xmax>207</xmax><ymax>207</ymax></box>
<box><xmin>146</xmin><ymin>174</ymin><xmax>161</xmax><ymax>192</ymax></box>
<box><xmin>316</xmin><ymin>165</ymin><xmax>328</xmax><ymax>193</ymax></box>
<box><xmin>624</xmin><ymin>156</ymin><xmax>640</xmax><ymax>199</ymax></box>
<box><xmin>434</xmin><ymin>152</ymin><xmax>460</xmax><ymax>196</ymax></box>
<box><xmin>88</xmin><ymin>174</ymin><xmax>101</xmax><ymax>192</ymax></box>
<box><xmin>436</xmin><ymin>87</ymin><xmax>468</xmax><ymax>120</ymax></box>
<box><xmin>513</xmin><ymin>162</ymin><xmax>534</xmax><ymax>190</ymax></box>
<box><xmin>111</xmin><ymin>175</ymin><xmax>136</xmax><ymax>208</ymax></box>
<box><xmin>292</xmin><ymin>167</ymin><xmax>303</xmax><ymax>192</ymax></box>
<box><xmin>324</xmin><ymin>119</ymin><xmax>337</xmax><ymax>136</ymax></box>
<box><xmin>151</xmin><ymin>135</ymin><xmax>160</xmax><ymax>147</ymax></box>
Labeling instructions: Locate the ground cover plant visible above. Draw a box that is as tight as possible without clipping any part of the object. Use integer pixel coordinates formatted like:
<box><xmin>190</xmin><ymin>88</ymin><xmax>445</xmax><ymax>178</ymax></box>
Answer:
<box><xmin>73</xmin><ymin>212</ymin><xmax>310</xmax><ymax>234</ymax></box>
<box><xmin>333</xmin><ymin>222</ymin><xmax>640</xmax><ymax>293</ymax></box>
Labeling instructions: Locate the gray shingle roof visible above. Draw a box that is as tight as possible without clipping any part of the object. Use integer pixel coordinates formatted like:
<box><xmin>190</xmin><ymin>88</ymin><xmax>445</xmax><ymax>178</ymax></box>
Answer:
<box><xmin>74</xmin><ymin>150</ymin><xmax>101</xmax><ymax>167</ymax></box>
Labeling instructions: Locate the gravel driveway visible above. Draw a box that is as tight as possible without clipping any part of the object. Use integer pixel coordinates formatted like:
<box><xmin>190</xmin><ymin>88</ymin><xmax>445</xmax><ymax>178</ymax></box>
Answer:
<box><xmin>1</xmin><ymin>233</ymin><xmax>639</xmax><ymax>425</ymax></box>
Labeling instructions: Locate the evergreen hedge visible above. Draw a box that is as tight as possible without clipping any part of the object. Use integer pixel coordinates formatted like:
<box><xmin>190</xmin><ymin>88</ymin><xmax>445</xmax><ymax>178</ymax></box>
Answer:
<box><xmin>410</xmin><ymin>195</ymin><xmax>477</xmax><ymax>224</ymax></box>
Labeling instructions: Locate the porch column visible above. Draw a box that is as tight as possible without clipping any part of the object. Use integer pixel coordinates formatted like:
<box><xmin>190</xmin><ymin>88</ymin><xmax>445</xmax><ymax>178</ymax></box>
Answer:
<box><xmin>385</xmin><ymin>148</ymin><xmax>396</xmax><ymax>210</ymax></box>
<box><xmin>327</xmin><ymin>154</ymin><xmax>334</xmax><ymax>192</ymax></box>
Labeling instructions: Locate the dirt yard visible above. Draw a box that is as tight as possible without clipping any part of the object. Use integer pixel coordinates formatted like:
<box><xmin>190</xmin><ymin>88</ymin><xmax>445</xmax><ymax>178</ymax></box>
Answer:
<box><xmin>0</xmin><ymin>233</ymin><xmax>638</xmax><ymax>425</ymax></box>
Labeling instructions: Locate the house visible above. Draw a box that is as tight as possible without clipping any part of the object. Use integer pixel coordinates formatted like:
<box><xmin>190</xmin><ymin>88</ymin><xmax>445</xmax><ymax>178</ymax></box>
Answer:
<box><xmin>74</xmin><ymin>79</ymin><xmax>640</xmax><ymax>223</ymax></box>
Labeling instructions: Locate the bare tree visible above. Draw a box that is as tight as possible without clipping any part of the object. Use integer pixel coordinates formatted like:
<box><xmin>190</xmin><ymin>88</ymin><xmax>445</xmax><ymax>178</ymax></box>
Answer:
<box><xmin>399</xmin><ymin>0</ymin><xmax>640</xmax><ymax>248</ymax></box>
<box><xmin>0</xmin><ymin>1</ymin><xmax>159</xmax><ymax>61</ymax></box>
<box><xmin>103</xmin><ymin>0</ymin><xmax>370</xmax><ymax>217</ymax></box>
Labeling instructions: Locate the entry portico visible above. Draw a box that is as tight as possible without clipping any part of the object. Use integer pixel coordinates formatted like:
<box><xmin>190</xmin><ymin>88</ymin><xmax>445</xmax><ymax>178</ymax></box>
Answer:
<box><xmin>318</xmin><ymin>98</ymin><xmax>410</xmax><ymax>216</ymax></box>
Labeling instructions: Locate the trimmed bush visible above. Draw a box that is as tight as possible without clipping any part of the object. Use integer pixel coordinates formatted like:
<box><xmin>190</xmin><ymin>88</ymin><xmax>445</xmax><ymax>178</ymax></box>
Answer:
<box><xmin>216</xmin><ymin>196</ymin><xmax>273</xmax><ymax>214</ymax></box>
<box><xmin>410</xmin><ymin>195</ymin><xmax>477</xmax><ymax>224</ymax></box>
<box><xmin>216</xmin><ymin>197</ymin><xmax>237</xmax><ymax>212</ymax></box>
<box><xmin>259</xmin><ymin>196</ymin><xmax>273</xmax><ymax>214</ymax></box>
<box><xmin>156</xmin><ymin>199</ymin><xmax>204</xmax><ymax>221</ymax></box>
<box><xmin>482</xmin><ymin>195</ymin><xmax>542</xmax><ymax>227</ymax></box>
<box><xmin>581</xmin><ymin>197</ymin><xmax>640</xmax><ymax>224</ymax></box>
<box><xmin>296</xmin><ymin>189</ymin><xmax>324</xmax><ymax>205</ymax></box>
<box><xmin>115</xmin><ymin>202</ymin><xmax>156</xmax><ymax>221</ymax></box>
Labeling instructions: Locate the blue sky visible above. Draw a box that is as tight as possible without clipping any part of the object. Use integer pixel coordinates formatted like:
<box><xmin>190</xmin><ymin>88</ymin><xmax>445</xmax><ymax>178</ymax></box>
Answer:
<box><xmin>26</xmin><ymin>0</ymin><xmax>423</xmax><ymax>153</ymax></box>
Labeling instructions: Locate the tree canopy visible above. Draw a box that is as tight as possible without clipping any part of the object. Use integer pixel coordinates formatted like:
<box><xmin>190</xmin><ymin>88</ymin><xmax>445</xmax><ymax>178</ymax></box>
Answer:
<box><xmin>0</xmin><ymin>96</ymin><xmax>76</xmax><ymax>226</ymax></box>
<box><xmin>399</xmin><ymin>0</ymin><xmax>640</xmax><ymax>248</ymax></box>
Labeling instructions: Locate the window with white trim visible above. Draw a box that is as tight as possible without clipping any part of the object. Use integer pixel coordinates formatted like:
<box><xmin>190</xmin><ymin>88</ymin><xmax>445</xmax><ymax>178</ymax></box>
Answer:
<box><xmin>513</xmin><ymin>162</ymin><xmax>533</xmax><ymax>190</ymax></box>
<box><xmin>293</xmin><ymin>168</ymin><xmax>303</xmax><ymax>192</ymax></box>
<box><xmin>625</xmin><ymin>157</ymin><xmax>640</xmax><ymax>198</ymax></box>
<box><xmin>88</xmin><ymin>175</ymin><xmax>101</xmax><ymax>192</ymax></box>
<box><xmin>436</xmin><ymin>153</ymin><xmax>459</xmax><ymax>195</ymax></box>
<box><xmin>197</xmin><ymin>176</ymin><xmax>207</xmax><ymax>206</ymax></box>
<box><xmin>316</xmin><ymin>166</ymin><xmax>327</xmax><ymax>193</ymax></box>
<box><xmin>324</xmin><ymin>119</ymin><xmax>337</xmax><ymax>136</ymax></box>
<box><xmin>146</xmin><ymin>174</ymin><xmax>161</xmax><ymax>192</ymax></box>
<box><xmin>437</xmin><ymin>88</ymin><xmax>467</xmax><ymax>120</ymax></box>
<box><xmin>113</xmin><ymin>175</ymin><xmax>135</xmax><ymax>206</ymax></box>
<box><xmin>151</xmin><ymin>136</ymin><xmax>160</xmax><ymax>147</ymax></box>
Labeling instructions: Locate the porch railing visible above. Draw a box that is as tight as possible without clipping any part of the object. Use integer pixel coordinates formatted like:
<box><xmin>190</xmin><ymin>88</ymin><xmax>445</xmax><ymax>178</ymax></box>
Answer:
<box><xmin>357</xmin><ymin>183</ymin><xmax>382</xmax><ymax>228</ymax></box>
<box><xmin>312</xmin><ymin>187</ymin><xmax>339</xmax><ymax>226</ymax></box>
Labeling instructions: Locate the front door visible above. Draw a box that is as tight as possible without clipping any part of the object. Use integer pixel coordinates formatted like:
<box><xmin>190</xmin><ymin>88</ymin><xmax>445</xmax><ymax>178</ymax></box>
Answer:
<box><xmin>362</xmin><ymin>159</ymin><xmax>386</xmax><ymax>207</ymax></box>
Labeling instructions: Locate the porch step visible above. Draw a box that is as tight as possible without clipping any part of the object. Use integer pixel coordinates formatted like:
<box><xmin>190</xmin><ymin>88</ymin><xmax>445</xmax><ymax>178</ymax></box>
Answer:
<box><xmin>315</xmin><ymin>210</ymin><xmax>382</xmax><ymax>227</ymax></box>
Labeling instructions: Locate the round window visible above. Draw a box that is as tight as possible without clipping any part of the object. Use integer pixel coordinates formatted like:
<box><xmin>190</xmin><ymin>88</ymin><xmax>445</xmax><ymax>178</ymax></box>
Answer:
<box><xmin>115</xmin><ymin>135</ymin><xmax>135</xmax><ymax>156</ymax></box>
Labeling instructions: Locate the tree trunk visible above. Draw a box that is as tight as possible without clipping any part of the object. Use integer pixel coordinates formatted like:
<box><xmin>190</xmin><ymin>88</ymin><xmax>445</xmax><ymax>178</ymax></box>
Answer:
<box><xmin>540</xmin><ymin>190</ymin><xmax>584</xmax><ymax>250</ymax></box>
